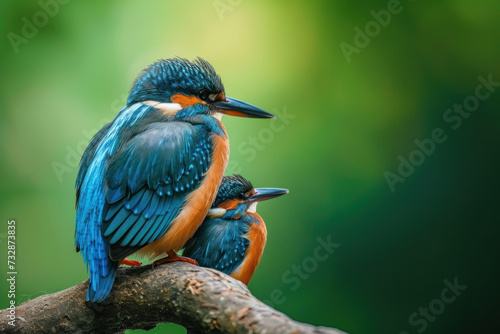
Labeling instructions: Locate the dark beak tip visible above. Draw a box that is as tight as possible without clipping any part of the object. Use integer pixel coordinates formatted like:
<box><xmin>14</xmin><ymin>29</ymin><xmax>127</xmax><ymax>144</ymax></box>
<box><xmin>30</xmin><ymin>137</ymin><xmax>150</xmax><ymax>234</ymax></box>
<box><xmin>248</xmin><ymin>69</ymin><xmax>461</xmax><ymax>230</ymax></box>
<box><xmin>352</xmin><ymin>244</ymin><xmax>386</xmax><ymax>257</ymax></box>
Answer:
<box><xmin>215</xmin><ymin>97</ymin><xmax>274</xmax><ymax>119</ymax></box>
<box><xmin>256</xmin><ymin>113</ymin><xmax>275</xmax><ymax>120</ymax></box>
<box><xmin>252</xmin><ymin>188</ymin><xmax>289</xmax><ymax>202</ymax></box>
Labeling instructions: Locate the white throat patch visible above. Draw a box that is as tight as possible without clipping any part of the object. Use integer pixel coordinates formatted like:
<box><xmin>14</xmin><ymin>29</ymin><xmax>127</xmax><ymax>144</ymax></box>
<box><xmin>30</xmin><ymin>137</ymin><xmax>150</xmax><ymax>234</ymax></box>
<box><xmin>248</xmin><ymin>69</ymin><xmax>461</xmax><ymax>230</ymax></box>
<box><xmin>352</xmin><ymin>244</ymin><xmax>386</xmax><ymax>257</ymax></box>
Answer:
<box><xmin>212</xmin><ymin>112</ymin><xmax>224</xmax><ymax>121</ymax></box>
<box><xmin>247</xmin><ymin>202</ymin><xmax>258</xmax><ymax>214</ymax></box>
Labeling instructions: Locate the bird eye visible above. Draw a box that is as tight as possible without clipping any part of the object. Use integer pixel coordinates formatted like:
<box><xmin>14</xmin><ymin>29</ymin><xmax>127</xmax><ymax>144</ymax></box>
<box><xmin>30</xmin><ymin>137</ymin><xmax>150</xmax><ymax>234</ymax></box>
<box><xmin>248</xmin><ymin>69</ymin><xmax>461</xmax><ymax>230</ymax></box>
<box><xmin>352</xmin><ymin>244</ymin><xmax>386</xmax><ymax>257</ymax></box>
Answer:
<box><xmin>198</xmin><ymin>89</ymin><xmax>209</xmax><ymax>101</ymax></box>
<box><xmin>238</xmin><ymin>193</ymin><xmax>246</xmax><ymax>200</ymax></box>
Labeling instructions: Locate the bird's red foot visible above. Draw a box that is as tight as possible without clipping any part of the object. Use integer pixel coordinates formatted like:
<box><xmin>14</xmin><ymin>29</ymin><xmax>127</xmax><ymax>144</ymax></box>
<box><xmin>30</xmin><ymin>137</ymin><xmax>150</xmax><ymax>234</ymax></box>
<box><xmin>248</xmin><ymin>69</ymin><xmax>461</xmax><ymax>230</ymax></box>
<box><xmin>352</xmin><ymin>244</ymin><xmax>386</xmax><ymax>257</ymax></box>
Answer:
<box><xmin>120</xmin><ymin>259</ymin><xmax>142</xmax><ymax>267</ymax></box>
<box><xmin>152</xmin><ymin>250</ymin><xmax>199</xmax><ymax>268</ymax></box>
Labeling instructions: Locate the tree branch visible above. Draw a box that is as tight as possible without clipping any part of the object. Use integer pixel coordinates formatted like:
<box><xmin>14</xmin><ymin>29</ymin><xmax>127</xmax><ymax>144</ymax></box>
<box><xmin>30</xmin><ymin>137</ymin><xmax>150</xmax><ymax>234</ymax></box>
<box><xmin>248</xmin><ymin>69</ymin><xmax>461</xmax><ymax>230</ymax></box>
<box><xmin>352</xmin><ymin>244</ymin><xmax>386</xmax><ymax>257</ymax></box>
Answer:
<box><xmin>0</xmin><ymin>262</ymin><xmax>347</xmax><ymax>334</ymax></box>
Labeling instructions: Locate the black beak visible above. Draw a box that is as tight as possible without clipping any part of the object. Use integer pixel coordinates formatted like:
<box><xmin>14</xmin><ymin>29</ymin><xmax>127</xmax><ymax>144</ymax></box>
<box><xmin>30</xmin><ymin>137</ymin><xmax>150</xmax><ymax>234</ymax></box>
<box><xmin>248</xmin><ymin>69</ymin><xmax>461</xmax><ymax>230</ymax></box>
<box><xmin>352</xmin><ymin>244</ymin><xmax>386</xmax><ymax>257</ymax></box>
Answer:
<box><xmin>213</xmin><ymin>97</ymin><xmax>275</xmax><ymax>119</ymax></box>
<box><xmin>249</xmin><ymin>188</ymin><xmax>289</xmax><ymax>202</ymax></box>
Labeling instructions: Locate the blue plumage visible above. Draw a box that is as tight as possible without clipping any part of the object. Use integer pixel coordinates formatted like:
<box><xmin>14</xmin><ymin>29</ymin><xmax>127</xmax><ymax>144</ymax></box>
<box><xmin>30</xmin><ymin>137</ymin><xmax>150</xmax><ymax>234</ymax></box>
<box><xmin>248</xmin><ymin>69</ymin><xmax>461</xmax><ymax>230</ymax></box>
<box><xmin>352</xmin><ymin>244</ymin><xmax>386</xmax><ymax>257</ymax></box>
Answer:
<box><xmin>102</xmin><ymin>122</ymin><xmax>211</xmax><ymax>254</ymax></box>
<box><xmin>183</xmin><ymin>175</ymin><xmax>256</xmax><ymax>274</ymax></box>
<box><xmin>127</xmin><ymin>57</ymin><xmax>224</xmax><ymax>106</ymax></box>
<box><xmin>183</xmin><ymin>175</ymin><xmax>288</xmax><ymax>283</ymax></box>
<box><xmin>75</xmin><ymin>57</ymin><xmax>273</xmax><ymax>302</ymax></box>
<box><xmin>183</xmin><ymin>216</ymin><xmax>252</xmax><ymax>275</ymax></box>
<box><xmin>75</xmin><ymin>105</ymin><xmax>214</xmax><ymax>302</ymax></box>
<box><xmin>212</xmin><ymin>174</ymin><xmax>253</xmax><ymax>207</ymax></box>
<box><xmin>75</xmin><ymin>103</ymin><xmax>151</xmax><ymax>302</ymax></box>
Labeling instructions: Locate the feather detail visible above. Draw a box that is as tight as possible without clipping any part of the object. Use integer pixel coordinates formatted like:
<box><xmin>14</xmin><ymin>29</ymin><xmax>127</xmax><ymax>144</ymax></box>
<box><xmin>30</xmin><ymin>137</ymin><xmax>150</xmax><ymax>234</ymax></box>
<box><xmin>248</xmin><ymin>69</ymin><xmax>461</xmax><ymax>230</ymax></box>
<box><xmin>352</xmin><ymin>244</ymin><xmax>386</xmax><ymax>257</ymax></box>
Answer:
<box><xmin>139</xmin><ymin>131</ymin><xmax>229</xmax><ymax>257</ymax></box>
<box><xmin>75</xmin><ymin>103</ymin><xmax>150</xmax><ymax>302</ymax></box>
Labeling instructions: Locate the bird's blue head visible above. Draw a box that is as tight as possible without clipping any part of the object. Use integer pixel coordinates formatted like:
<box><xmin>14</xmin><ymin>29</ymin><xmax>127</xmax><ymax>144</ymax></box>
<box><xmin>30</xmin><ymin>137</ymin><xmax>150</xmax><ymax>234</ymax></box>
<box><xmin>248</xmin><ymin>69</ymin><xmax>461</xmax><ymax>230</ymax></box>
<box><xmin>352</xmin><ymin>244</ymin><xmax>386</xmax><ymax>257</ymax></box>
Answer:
<box><xmin>127</xmin><ymin>57</ymin><xmax>274</xmax><ymax>120</ymax></box>
<box><xmin>207</xmin><ymin>174</ymin><xmax>288</xmax><ymax>220</ymax></box>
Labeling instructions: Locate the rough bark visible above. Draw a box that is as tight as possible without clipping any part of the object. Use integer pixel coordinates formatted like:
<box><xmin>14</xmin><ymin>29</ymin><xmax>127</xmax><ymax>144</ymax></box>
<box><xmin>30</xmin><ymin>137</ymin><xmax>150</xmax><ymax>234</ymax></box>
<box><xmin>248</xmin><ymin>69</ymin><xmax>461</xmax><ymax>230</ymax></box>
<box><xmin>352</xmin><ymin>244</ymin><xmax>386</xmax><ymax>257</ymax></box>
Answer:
<box><xmin>0</xmin><ymin>262</ymin><xmax>347</xmax><ymax>334</ymax></box>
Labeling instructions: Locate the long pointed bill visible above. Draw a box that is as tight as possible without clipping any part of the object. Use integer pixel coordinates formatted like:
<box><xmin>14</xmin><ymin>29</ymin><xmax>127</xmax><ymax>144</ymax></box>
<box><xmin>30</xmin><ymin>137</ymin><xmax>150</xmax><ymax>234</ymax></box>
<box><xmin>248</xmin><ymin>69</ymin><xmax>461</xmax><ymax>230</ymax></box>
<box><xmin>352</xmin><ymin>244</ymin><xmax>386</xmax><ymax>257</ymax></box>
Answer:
<box><xmin>213</xmin><ymin>97</ymin><xmax>275</xmax><ymax>119</ymax></box>
<box><xmin>249</xmin><ymin>188</ymin><xmax>289</xmax><ymax>203</ymax></box>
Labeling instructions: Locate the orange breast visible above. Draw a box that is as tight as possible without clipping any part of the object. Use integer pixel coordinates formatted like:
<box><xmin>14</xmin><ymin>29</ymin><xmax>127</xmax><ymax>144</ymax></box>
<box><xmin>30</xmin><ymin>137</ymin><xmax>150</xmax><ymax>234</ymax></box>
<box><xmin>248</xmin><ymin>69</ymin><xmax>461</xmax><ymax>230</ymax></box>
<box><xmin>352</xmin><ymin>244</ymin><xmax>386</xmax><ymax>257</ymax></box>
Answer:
<box><xmin>138</xmin><ymin>127</ymin><xmax>229</xmax><ymax>259</ymax></box>
<box><xmin>230</xmin><ymin>214</ymin><xmax>267</xmax><ymax>285</ymax></box>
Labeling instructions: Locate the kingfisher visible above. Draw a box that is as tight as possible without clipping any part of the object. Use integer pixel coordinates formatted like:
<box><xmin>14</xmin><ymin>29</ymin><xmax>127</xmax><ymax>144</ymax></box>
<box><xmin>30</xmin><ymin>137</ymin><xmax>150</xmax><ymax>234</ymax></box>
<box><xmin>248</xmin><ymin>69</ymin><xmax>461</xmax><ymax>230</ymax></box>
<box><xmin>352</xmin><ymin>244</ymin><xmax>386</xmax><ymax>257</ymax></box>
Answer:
<box><xmin>75</xmin><ymin>57</ymin><xmax>274</xmax><ymax>302</ymax></box>
<box><xmin>183</xmin><ymin>175</ymin><xmax>288</xmax><ymax>285</ymax></box>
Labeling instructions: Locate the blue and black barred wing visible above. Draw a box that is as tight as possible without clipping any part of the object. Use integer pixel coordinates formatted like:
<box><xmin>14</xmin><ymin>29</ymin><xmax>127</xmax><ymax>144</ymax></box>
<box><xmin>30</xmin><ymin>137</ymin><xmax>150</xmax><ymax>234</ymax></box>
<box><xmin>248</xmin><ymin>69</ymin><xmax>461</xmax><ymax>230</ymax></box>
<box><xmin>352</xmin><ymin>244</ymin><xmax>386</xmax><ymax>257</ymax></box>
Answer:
<box><xmin>101</xmin><ymin>121</ymin><xmax>212</xmax><ymax>260</ymax></box>
<box><xmin>183</xmin><ymin>218</ymin><xmax>249</xmax><ymax>275</ymax></box>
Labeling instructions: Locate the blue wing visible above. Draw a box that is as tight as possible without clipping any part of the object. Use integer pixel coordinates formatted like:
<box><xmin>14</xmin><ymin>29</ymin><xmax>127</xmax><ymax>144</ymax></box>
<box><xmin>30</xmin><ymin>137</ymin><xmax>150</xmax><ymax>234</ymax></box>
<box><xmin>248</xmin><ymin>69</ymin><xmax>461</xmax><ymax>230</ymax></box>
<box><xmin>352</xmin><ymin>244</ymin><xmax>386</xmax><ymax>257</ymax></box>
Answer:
<box><xmin>75</xmin><ymin>103</ymin><xmax>153</xmax><ymax>302</ymax></box>
<box><xmin>183</xmin><ymin>217</ymin><xmax>250</xmax><ymax>275</ymax></box>
<box><xmin>101</xmin><ymin>121</ymin><xmax>212</xmax><ymax>260</ymax></box>
<box><xmin>75</xmin><ymin>121</ymin><xmax>112</xmax><ymax>211</ymax></box>
<box><xmin>75</xmin><ymin>103</ymin><xmax>212</xmax><ymax>302</ymax></box>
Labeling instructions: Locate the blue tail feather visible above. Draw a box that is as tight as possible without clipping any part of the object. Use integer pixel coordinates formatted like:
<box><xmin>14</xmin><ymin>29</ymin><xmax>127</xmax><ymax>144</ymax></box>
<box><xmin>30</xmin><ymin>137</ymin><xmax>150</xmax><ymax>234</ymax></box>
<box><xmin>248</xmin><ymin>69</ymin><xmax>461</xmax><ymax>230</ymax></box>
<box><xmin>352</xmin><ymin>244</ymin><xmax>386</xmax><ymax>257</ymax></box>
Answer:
<box><xmin>86</xmin><ymin>260</ymin><xmax>119</xmax><ymax>303</ymax></box>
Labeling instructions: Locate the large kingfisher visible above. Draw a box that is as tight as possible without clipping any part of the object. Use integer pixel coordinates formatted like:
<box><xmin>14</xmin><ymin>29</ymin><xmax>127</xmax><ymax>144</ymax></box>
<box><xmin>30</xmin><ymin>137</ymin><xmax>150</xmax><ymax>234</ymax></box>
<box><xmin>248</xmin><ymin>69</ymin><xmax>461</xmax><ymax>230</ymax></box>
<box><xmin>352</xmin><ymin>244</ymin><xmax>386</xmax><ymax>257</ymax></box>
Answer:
<box><xmin>183</xmin><ymin>175</ymin><xmax>288</xmax><ymax>285</ymax></box>
<box><xmin>75</xmin><ymin>58</ymin><xmax>274</xmax><ymax>302</ymax></box>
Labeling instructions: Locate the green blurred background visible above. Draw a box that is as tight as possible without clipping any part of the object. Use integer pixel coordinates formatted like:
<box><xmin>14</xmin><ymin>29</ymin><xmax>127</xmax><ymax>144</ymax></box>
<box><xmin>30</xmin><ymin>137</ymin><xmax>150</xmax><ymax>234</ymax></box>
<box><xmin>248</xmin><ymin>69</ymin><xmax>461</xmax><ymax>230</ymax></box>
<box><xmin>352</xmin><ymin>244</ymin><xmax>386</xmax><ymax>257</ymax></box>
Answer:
<box><xmin>1</xmin><ymin>0</ymin><xmax>499</xmax><ymax>333</ymax></box>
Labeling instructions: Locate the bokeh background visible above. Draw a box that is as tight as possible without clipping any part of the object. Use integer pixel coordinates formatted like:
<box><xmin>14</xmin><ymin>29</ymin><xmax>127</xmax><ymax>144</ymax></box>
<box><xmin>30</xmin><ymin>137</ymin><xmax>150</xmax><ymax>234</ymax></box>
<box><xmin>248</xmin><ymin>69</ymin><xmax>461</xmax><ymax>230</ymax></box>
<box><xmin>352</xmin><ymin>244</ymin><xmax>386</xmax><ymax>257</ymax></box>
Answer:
<box><xmin>1</xmin><ymin>0</ymin><xmax>499</xmax><ymax>333</ymax></box>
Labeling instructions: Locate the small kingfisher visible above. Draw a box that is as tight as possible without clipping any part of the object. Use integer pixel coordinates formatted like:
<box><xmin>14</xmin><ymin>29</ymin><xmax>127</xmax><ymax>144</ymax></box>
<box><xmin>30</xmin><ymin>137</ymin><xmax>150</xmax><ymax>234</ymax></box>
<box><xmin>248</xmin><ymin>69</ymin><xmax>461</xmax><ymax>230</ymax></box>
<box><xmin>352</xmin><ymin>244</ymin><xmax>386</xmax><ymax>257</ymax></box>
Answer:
<box><xmin>75</xmin><ymin>57</ymin><xmax>274</xmax><ymax>302</ymax></box>
<box><xmin>183</xmin><ymin>175</ymin><xmax>288</xmax><ymax>285</ymax></box>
